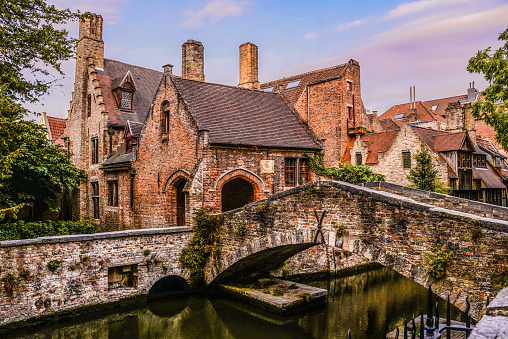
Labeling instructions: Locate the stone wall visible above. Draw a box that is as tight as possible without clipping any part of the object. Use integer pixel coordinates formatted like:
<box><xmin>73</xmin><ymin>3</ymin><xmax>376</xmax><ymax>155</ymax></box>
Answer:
<box><xmin>0</xmin><ymin>227</ymin><xmax>192</xmax><ymax>326</ymax></box>
<box><xmin>207</xmin><ymin>180</ymin><xmax>508</xmax><ymax>320</ymax></box>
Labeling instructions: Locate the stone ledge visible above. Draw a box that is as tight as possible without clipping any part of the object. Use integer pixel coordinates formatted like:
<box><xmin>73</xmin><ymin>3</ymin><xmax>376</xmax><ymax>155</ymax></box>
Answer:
<box><xmin>487</xmin><ymin>287</ymin><xmax>508</xmax><ymax>316</ymax></box>
<box><xmin>0</xmin><ymin>226</ymin><xmax>194</xmax><ymax>248</ymax></box>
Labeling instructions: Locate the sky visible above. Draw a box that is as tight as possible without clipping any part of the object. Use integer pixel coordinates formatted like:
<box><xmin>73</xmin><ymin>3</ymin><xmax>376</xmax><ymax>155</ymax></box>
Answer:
<box><xmin>26</xmin><ymin>0</ymin><xmax>508</xmax><ymax>120</ymax></box>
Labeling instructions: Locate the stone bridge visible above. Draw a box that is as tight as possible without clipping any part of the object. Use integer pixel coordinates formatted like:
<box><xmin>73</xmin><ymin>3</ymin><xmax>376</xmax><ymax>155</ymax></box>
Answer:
<box><xmin>205</xmin><ymin>180</ymin><xmax>508</xmax><ymax>320</ymax></box>
<box><xmin>1</xmin><ymin>180</ymin><xmax>507</xmax><ymax>327</ymax></box>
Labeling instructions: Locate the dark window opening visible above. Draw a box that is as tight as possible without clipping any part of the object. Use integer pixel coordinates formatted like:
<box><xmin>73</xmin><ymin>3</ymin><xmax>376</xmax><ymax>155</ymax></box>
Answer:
<box><xmin>126</xmin><ymin>138</ymin><xmax>133</xmax><ymax>153</ymax></box>
<box><xmin>458</xmin><ymin>152</ymin><xmax>472</xmax><ymax>168</ymax></box>
<box><xmin>108</xmin><ymin>181</ymin><xmax>118</xmax><ymax>207</ymax></box>
<box><xmin>348</xmin><ymin>106</ymin><xmax>353</xmax><ymax>120</ymax></box>
<box><xmin>403</xmin><ymin>152</ymin><xmax>411</xmax><ymax>169</ymax></box>
<box><xmin>473</xmin><ymin>154</ymin><xmax>486</xmax><ymax>168</ymax></box>
<box><xmin>356</xmin><ymin>152</ymin><xmax>362</xmax><ymax>165</ymax></box>
<box><xmin>91</xmin><ymin>182</ymin><xmax>99</xmax><ymax>219</ymax></box>
<box><xmin>91</xmin><ymin>137</ymin><xmax>99</xmax><ymax>164</ymax></box>
<box><xmin>221</xmin><ymin>178</ymin><xmax>254</xmax><ymax>212</ymax></box>
<box><xmin>163</xmin><ymin>111</ymin><xmax>170</xmax><ymax>134</ymax></box>
<box><xmin>347</xmin><ymin>81</ymin><xmax>353</xmax><ymax>92</ymax></box>
<box><xmin>285</xmin><ymin>158</ymin><xmax>310</xmax><ymax>187</ymax></box>
<box><xmin>108</xmin><ymin>264</ymin><xmax>138</xmax><ymax>289</ymax></box>
<box><xmin>175</xmin><ymin>179</ymin><xmax>187</xmax><ymax>226</ymax></box>
<box><xmin>87</xmin><ymin>94</ymin><xmax>92</xmax><ymax>117</ymax></box>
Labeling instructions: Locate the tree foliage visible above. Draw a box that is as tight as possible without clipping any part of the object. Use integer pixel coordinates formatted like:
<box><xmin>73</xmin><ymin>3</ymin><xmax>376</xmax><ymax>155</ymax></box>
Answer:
<box><xmin>0</xmin><ymin>1</ymin><xmax>82</xmax><ymax>220</ymax></box>
<box><xmin>307</xmin><ymin>153</ymin><xmax>385</xmax><ymax>184</ymax></box>
<box><xmin>407</xmin><ymin>146</ymin><xmax>452</xmax><ymax>194</ymax></box>
<box><xmin>467</xmin><ymin>26</ymin><xmax>508</xmax><ymax>151</ymax></box>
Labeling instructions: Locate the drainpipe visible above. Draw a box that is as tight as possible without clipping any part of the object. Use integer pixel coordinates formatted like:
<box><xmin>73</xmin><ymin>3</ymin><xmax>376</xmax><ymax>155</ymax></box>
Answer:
<box><xmin>107</xmin><ymin>125</ymin><xmax>114</xmax><ymax>155</ymax></box>
<box><xmin>307</xmin><ymin>85</ymin><xmax>310</xmax><ymax>123</ymax></box>
<box><xmin>129</xmin><ymin>169</ymin><xmax>135</xmax><ymax>210</ymax></box>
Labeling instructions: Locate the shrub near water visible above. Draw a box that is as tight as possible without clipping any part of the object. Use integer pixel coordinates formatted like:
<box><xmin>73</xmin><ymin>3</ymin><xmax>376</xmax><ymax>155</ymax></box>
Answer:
<box><xmin>0</xmin><ymin>220</ymin><xmax>97</xmax><ymax>241</ymax></box>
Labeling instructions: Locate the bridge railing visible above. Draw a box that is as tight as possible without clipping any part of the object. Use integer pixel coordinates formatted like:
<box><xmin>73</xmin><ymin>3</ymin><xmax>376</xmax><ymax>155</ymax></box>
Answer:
<box><xmin>347</xmin><ymin>285</ymin><xmax>475</xmax><ymax>338</ymax></box>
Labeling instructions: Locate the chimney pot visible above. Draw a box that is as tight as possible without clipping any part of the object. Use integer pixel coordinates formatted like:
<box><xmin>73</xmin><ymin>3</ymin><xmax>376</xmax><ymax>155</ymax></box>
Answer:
<box><xmin>163</xmin><ymin>64</ymin><xmax>173</xmax><ymax>75</ymax></box>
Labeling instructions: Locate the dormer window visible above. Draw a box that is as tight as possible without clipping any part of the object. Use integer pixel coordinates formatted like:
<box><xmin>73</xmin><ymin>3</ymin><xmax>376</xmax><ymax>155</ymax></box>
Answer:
<box><xmin>112</xmin><ymin>71</ymin><xmax>137</xmax><ymax>111</ymax></box>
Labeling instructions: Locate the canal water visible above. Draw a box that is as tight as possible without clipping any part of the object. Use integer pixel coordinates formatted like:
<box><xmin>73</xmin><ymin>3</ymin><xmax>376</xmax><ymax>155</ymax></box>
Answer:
<box><xmin>7</xmin><ymin>267</ymin><xmax>464</xmax><ymax>338</ymax></box>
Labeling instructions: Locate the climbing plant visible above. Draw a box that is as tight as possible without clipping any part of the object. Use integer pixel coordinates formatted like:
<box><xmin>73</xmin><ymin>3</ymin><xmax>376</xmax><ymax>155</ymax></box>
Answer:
<box><xmin>423</xmin><ymin>244</ymin><xmax>454</xmax><ymax>279</ymax></box>
<box><xmin>179</xmin><ymin>209</ymin><xmax>222</xmax><ymax>288</ymax></box>
<box><xmin>306</xmin><ymin>153</ymin><xmax>385</xmax><ymax>184</ymax></box>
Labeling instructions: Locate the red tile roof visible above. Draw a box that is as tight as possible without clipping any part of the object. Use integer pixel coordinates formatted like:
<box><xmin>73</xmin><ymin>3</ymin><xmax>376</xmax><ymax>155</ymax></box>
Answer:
<box><xmin>47</xmin><ymin>116</ymin><xmax>67</xmax><ymax>141</ymax></box>
<box><xmin>379</xmin><ymin>118</ymin><xmax>401</xmax><ymax>131</ymax></box>
<box><xmin>260</xmin><ymin>62</ymin><xmax>349</xmax><ymax>106</ymax></box>
<box><xmin>341</xmin><ymin>131</ymin><xmax>398</xmax><ymax>164</ymax></box>
<box><xmin>411</xmin><ymin>127</ymin><xmax>467</xmax><ymax>153</ymax></box>
<box><xmin>379</xmin><ymin>101</ymin><xmax>445</xmax><ymax>123</ymax></box>
<box><xmin>423</xmin><ymin>95</ymin><xmax>467</xmax><ymax>118</ymax></box>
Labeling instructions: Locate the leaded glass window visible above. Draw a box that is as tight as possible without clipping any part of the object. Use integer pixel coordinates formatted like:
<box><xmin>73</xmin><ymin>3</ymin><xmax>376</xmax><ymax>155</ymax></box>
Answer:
<box><xmin>121</xmin><ymin>91</ymin><xmax>132</xmax><ymax>109</ymax></box>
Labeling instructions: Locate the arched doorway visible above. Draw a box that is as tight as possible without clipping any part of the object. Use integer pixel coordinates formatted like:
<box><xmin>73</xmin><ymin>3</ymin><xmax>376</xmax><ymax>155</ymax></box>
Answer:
<box><xmin>221</xmin><ymin>178</ymin><xmax>255</xmax><ymax>212</ymax></box>
<box><xmin>175</xmin><ymin>179</ymin><xmax>187</xmax><ymax>226</ymax></box>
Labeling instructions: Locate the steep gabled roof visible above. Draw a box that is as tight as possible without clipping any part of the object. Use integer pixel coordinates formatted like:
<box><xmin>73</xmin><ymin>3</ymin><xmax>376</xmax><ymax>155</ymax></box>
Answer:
<box><xmin>379</xmin><ymin>118</ymin><xmax>401</xmax><ymax>131</ymax></box>
<box><xmin>97</xmin><ymin>59</ymin><xmax>163</xmax><ymax>126</ymax></box>
<box><xmin>46</xmin><ymin>116</ymin><xmax>67</xmax><ymax>141</ymax></box>
<box><xmin>111</xmin><ymin>70</ymin><xmax>138</xmax><ymax>91</ymax></box>
<box><xmin>260</xmin><ymin>63</ymin><xmax>349</xmax><ymax>106</ymax></box>
<box><xmin>475</xmin><ymin>120</ymin><xmax>506</xmax><ymax>156</ymax></box>
<box><xmin>379</xmin><ymin>101</ymin><xmax>446</xmax><ymax>123</ymax></box>
<box><xmin>341</xmin><ymin>130</ymin><xmax>398</xmax><ymax>164</ymax></box>
<box><xmin>171</xmin><ymin>76</ymin><xmax>321</xmax><ymax>150</ymax></box>
<box><xmin>412</xmin><ymin>126</ymin><xmax>469</xmax><ymax>153</ymax></box>
<box><xmin>125</xmin><ymin>120</ymin><xmax>143</xmax><ymax>138</ymax></box>
<box><xmin>361</xmin><ymin>131</ymin><xmax>399</xmax><ymax>164</ymax></box>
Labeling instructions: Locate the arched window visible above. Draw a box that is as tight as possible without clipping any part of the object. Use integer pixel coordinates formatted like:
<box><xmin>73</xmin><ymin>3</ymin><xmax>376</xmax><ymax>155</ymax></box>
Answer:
<box><xmin>221</xmin><ymin>178</ymin><xmax>255</xmax><ymax>212</ymax></box>
<box><xmin>162</xmin><ymin>102</ymin><xmax>170</xmax><ymax>134</ymax></box>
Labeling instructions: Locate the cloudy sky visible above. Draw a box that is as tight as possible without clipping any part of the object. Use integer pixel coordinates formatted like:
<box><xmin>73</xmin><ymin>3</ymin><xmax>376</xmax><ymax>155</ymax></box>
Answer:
<box><xmin>27</xmin><ymin>0</ymin><xmax>508</xmax><ymax>119</ymax></box>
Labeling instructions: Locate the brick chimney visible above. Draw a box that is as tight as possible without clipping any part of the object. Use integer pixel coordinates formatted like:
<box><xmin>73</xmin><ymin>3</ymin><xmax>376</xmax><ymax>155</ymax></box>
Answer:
<box><xmin>77</xmin><ymin>12</ymin><xmax>104</xmax><ymax>69</ymax></box>
<box><xmin>238</xmin><ymin>42</ymin><xmax>260</xmax><ymax>90</ymax></box>
<box><xmin>182</xmin><ymin>40</ymin><xmax>205</xmax><ymax>81</ymax></box>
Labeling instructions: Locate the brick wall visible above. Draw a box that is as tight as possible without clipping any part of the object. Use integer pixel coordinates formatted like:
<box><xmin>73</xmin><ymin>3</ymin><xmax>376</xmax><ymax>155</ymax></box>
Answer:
<box><xmin>0</xmin><ymin>227</ymin><xmax>192</xmax><ymax>326</ymax></box>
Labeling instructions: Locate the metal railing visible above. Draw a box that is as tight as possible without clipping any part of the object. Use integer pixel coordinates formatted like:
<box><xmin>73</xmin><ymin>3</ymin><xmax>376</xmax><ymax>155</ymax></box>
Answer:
<box><xmin>348</xmin><ymin>285</ymin><xmax>475</xmax><ymax>338</ymax></box>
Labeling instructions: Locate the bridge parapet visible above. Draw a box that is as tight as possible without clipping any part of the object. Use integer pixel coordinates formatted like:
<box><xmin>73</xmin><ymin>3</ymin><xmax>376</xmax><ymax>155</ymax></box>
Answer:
<box><xmin>207</xmin><ymin>180</ymin><xmax>508</xmax><ymax>320</ymax></box>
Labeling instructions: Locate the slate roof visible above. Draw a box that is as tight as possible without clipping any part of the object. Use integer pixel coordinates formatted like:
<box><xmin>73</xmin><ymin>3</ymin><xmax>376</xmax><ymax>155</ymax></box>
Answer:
<box><xmin>171</xmin><ymin>76</ymin><xmax>321</xmax><ymax>150</ymax></box>
<box><xmin>379</xmin><ymin>101</ymin><xmax>446</xmax><ymax>123</ymax></box>
<box><xmin>47</xmin><ymin>116</ymin><xmax>67</xmax><ymax>141</ymax></box>
<box><xmin>100</xmin><ymin>143</ymin><xmax>133</xmax><ymax>170</ymax></box>
<box><xmin>260</xmin><ymin>63</ymin><xmax>349</xmax><ymax>106</ymax></box>
<box><xmin>126</xmin><ymin>120</ymin><xmax>143</xmax><ymax>138</ymax></box>
<box><xmin>474</xmin><ymin>165</ymin><xmax>506</xmax><ymax>189</ymax></box>
<box><xmin>97</xmin><ymin>59</ymin><xmax>163</xmax><ymax>126</ymax></box>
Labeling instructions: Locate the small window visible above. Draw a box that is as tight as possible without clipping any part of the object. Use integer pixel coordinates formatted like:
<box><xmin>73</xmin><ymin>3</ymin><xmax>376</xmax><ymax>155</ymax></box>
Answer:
<box><xmin>402</xmin><ymin>152</ymin><xmax>411</xmax><ymax>169</ymax></box>
<box><xmin>162</xmin><ymin>103</ymin><xmax>170</xmax><ymax>134</ymax></box>
<box><xmin>356</xmin><ymin>152</ymin><xmax>362</xmax><ymax>165</ymax></box>
<box><xmin>394</xmin><ymin>113</ymin><xmax>405</xmax><ymax>119</ymax></box>
<box><xmin>91</xmin><ymin>137</ymin><xmax>99</xmax><ymax>164</ymax></box>
<box><xmin>347</xmin><ymin>106</ymin><xmax>353</xmax><ymax>120</ymax></box>
<box><xmin>458</xmin><ymin>152</ymin><xmax>472</xmax><ymax>168</ymax></box>
<box><xmin>284</xmin><ymin>158</ymin><xmax>309</xmax><ymax>187</ymax></box>
<box><xmin>108</xmin><ymin>264</ymin><xmax>138</xmax><ymax>289</ymax></box>
<box><xmin>91</xmin><ymin>182</ymin><xmax>100</xmax><ymax>219</ymax></box>
<box><xmin>285</xmin><ymin>158</ymin><xmax>297</xmax><ymax>187</ymax></box>
<box><xmin>285</xmin><ymin>79</ymin><xmax>302</xmax><ymax>90</ymax></box>
<box><xmin>87</xmin><ymin>94</ymin><xmax>92</xmax><ymax>117</ymax></box>
<box><xmin>346</xmin><ymin>81</ymin><xmax>353</xmax><ymax>92</ymax></box>
<box><xmin>108</xmin><ymin>181</ymin><xmax>118</xmax><ymax>207</ymax></box>
<box><xmin>121</xmin><ymin>91</ymin><xmax>132</xmax><ymax>110</ymax></box>
<box><xmin>431</xmin><ymin>104</ymin><xmax>438</xmax><ymax>111</ymax></box>
<box><xmin>264</xmin><ymin>86</ymin><xmax>274</xmax><ymax>92</ymax></box>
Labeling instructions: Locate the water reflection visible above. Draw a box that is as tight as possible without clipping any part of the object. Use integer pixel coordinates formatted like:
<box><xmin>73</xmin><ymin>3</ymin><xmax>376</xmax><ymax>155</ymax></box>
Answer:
<box><xmin>6</xmin><ymin>267</ymin><xmax>463</xmax><ymax>339</ymax></box>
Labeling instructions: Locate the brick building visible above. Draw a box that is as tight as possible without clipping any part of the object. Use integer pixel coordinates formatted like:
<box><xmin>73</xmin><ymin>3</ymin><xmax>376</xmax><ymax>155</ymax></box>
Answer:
<box><xmin>260</xmin><ymin>59</ymin><xmax>375</xmax><ymax>167</ymax></box>
<box><xmin>63</xmin><ymin>13</ymin><xmax>324</xmax><ymax>230</ymax></box>
<box><xmin>39</xmin><ymin>112</ymin><xmax>67</xmax><ymax>146</ymax></box>
<box><xmin>349</xmin><ymin>89</ymin><xmax>508</xmax><ymax>206</ymax></box>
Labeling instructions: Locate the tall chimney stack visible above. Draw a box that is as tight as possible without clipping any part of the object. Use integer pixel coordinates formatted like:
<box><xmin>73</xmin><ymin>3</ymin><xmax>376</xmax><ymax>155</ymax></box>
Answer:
<box><xmin>182</xmin><ymin>40</ymin><xmax>205</xmax><ymax>81</ymax></box>
<box><xmin>238</xmin><ymin>42</ymin><xmax>260</xmax><ymax>90</ymax></box>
